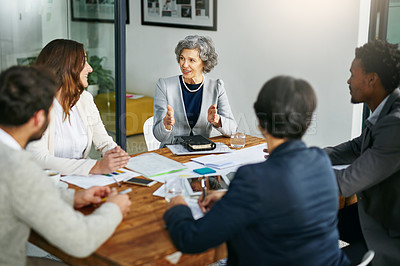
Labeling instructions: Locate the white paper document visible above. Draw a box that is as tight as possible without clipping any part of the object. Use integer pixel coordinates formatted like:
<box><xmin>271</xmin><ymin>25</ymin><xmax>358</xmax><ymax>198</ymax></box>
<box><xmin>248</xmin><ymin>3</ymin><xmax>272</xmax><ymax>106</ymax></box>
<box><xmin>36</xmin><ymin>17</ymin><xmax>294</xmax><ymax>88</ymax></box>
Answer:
<box><xmin>339</xmin><ymin>240</ymin><xmax>350</xmax><ymax>248</ymax></box>
<box><xmin>333</xmin><ymin>164</ymin><xmax>350</xmax><ymax>170</ymax></box>
<box><xmin>125</xmin><ymin>94</ymin><xmax>144</xmax><ymax>99</ymax></box>
<box><xmin>166</xmin><ymin>142</ymin><xmax>232</xmax><ymax>156</ymax></box>
<box><xmin>61</xmin><ymin>169</ymin><xmax>140</xmax><ymax>189</ymax></box>
<box><xmin>153</xmin><ymin>184</ymin><xmax>166</xmax><ymax>198</ymax></box>
<box><xmin>185</xmin><ymin>197</ymin><xmax>205</xmax><ymax>220</ymax></box>
<box><xmin>126</xmin><ymin>152</ymin><xmax>186</xmax><ymax>177</ymax></box>
<box><xmin>191</xmin><ymin>154</ymin><xmax>235</xmax><ymax>169</ymax></box>
<box><xmin>149</xmin><ymin>161</ymin><xmax>202</xmax><ymax>183</ymax></box>
<box><xmin>152</xmin><ymin>186</ymin><xmax>204</xmax><ymax>220</ymax></box>
<box><xmin>191</xmin><ymin>143</ymin><xmax>267</xmax><ymax>169</ymax></box>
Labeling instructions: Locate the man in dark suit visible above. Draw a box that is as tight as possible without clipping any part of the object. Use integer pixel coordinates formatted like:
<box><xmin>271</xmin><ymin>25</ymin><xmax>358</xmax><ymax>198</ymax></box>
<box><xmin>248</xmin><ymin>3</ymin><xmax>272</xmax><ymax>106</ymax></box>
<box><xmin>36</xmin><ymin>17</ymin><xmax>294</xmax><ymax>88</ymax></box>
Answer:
<box><xmin>325</xmin><ymin>40</ymin><xmax>400</xmax><ymax>265</ymax></box>
<box><xmin>164</xmin><ymin>76</ymin><xmax>349</xmax><ymax>266</ymax></box>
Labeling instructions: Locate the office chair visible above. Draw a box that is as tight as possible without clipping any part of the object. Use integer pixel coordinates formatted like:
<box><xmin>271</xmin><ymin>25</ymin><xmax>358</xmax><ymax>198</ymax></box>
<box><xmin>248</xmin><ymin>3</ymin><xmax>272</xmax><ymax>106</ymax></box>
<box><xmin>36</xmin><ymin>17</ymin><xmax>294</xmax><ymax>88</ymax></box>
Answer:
<box><xmin>143</xmin><ymin>116</ymin><xmax>161</xmax><ymax>151</ymax></box>
<box><xmin>357</xmin><ymin>250</ymin><xmax>375</xmax><ymax>266</ymax></box>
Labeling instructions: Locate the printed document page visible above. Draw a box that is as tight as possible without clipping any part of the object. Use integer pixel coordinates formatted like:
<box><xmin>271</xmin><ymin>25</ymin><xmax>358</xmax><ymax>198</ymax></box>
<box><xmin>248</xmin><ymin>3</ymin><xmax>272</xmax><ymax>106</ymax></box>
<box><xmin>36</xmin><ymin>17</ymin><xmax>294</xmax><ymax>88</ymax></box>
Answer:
<box><xmin>126</xmin><ymin>152</ymin><xmax>186</xmax><ymax>177</ymax></box>
<box><xmin>61</xmin><ymin>169</ymin><xmax>140</xmax><ymax>189</ymax></box>
<box><xmin>191</xmin><ymin>143</ymin><xmax>267</xmax><ymax>169</ymax></box>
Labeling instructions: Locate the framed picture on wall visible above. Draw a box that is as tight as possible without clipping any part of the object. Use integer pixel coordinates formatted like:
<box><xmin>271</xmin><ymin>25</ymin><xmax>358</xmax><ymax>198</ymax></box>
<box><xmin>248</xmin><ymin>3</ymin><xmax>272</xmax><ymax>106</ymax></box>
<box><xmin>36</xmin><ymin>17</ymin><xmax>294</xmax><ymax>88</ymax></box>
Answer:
<box><xmin>141</xmin><ymin>0</ymin><xmax>217</xmax><ymax>31</ymax></box>
<box><xmin>71</xmin><ymin>0</ymin><xmax>130</xmax><ymax>24</ymax></box>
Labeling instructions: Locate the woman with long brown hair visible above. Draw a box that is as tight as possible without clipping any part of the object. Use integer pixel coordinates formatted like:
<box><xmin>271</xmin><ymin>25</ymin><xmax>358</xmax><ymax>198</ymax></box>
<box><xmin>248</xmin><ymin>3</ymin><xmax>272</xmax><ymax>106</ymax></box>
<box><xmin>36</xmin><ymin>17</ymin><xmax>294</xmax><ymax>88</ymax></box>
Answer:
<box><xmin>27</xmin><ymin>39</ymin><xmax>130</xmax><ymax>176</ymax></box>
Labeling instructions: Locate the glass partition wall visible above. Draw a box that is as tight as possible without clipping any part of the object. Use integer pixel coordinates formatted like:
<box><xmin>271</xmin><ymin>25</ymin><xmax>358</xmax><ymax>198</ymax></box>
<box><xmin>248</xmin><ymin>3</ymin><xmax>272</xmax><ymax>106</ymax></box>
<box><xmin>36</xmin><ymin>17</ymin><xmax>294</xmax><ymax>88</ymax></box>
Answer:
<box><xmin>387</xmin><ymin>0</ymin><xmax>400</xmax><ymax>44</ymax></box>
<box><xmin>0</xmin><ymin>0</ymin><xmax>124</xmax><ymax>154</ymax></box>
<box><xmin>365</xmin><ymin>0</ymin><xmax>400</xmax><ymax>123</ymax></box>
<box><xmin>0</xmin><ymin>0</ymin><xmax>67</xmax><ymax>71</ymax></box>
<box><xmin>70</xmin><ymin>11</ymin><xmax>119</xmax><ymax>151</ymax></box>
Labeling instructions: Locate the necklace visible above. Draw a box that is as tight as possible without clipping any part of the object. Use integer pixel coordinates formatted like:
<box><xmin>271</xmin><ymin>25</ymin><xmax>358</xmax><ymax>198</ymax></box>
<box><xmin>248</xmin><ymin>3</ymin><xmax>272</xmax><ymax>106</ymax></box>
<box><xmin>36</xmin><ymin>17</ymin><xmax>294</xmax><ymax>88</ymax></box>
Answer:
<box><xmin>181</xmin><ymin>75</ymin><xmax>204</xmax><ymax>93</ymax></box>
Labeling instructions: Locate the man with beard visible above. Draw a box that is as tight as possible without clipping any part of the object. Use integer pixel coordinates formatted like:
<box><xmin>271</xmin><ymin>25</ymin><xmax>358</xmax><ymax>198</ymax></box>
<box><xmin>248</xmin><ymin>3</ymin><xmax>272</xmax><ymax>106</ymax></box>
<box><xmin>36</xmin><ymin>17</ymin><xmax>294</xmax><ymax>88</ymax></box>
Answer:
<box><xmin>324</xmin><ymin>40</ymin><xmax>400</xmax><ymax>265</ymax></box>
<box><xmin>0</xmin><ymin>66</ymin><xmax>131</xmax><ymax>265</ymax></box>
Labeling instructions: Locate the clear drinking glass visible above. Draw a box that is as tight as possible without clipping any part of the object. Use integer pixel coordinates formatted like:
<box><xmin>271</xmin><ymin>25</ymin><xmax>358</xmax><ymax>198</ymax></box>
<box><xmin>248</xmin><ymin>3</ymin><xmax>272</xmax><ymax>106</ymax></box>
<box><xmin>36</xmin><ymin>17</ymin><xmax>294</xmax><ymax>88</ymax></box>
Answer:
<box><xmin>165</xmin><ymin>177</ymin><xmax>184</xmax><ymax>201</ymax></box>
<box><xmin>230</xmin><ymin>132</ymin><xmax>246</xmax><ymax>148</ymax></box>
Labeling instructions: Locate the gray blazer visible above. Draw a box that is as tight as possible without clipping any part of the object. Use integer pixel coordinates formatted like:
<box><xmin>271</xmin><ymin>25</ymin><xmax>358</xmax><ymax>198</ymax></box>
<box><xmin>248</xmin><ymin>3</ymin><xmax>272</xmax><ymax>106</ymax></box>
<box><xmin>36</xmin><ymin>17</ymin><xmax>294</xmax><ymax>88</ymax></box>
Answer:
<box><xmin>153</xmin><ymin>75</ymin><xmax>237</xmax><ymax>147</ymax></box>
<box><xmin>325</xmin><ymin>88</ymin><xmax>400</xmax><ymax>265</ymax></box>
<box><xmin>0</xmin><ymin>141</ymin><xmax>122</xmax><ymax>265</ymax></box>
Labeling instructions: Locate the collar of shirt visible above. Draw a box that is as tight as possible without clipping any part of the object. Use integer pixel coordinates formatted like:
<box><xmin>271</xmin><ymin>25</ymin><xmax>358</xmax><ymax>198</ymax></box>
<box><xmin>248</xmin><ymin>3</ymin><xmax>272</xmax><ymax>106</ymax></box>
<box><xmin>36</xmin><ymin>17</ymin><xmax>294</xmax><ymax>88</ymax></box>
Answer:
<box><xmin>367</xmin><ymin>94</ymin><xmax>390</xmax><ymax>125</ymax></box>
<box><xmin>0</xmin><ymin>128</ymin><xmax>22</xmax><ymax>150</ymax></box>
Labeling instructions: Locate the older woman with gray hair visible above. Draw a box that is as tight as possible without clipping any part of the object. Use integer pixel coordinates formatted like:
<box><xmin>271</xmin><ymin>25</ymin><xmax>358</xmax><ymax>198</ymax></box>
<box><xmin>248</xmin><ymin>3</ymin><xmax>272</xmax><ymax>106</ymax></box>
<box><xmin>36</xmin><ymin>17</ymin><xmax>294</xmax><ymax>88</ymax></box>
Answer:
<box><xmin>153</xmin><ymin>35</ymin><xmax>237</xmax><ymax>147</ymax></box>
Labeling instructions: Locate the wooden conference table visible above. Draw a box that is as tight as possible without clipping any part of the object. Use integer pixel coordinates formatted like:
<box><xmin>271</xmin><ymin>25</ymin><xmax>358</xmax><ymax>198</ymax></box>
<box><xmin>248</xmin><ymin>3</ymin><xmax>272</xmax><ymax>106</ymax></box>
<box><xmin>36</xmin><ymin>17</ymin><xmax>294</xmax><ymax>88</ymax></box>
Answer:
<box><xmin>29</xmin><ymin>135</ymin><xmax>265</xmax><ymax>266</ymax></box>
<box><xmin>29</xmin><ymin>135</ymin><xmax>355</xmax><ymax>265</ymax></box>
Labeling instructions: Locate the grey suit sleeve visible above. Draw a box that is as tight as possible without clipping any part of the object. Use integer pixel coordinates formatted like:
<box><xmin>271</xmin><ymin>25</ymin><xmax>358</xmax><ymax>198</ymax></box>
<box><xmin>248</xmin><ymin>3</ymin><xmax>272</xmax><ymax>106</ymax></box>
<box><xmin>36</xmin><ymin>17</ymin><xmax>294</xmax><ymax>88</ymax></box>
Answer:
<box><xmin>332</xmin><ymin>116</ymin><xmax>400</xmax><ymax>197</ymax></box>
<box><xmin>11</xmin><ymin>158</ymin><xmax>122</xmax><ymax>258</ymax></box>
<box><xmin>214</xmin><ymin>79</ymin><xmax>237</xmax><ymax>136</ymax></box>
<box><xmin>324</xmin><ymin>135</ymin><xmax>362</xmax><ymax>165</ymax></box>
<box><xmin>153</xmin><ymin>78</ymin><xmax>173</xmax><ymax>143</ymax></box>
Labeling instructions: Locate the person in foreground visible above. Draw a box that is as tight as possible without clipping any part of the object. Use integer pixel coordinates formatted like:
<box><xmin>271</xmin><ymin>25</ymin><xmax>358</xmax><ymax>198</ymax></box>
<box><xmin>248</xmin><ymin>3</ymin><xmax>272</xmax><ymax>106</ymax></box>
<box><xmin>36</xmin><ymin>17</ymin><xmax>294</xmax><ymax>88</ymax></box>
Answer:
<box><xmin>324</xmin><ymin>40</ymin><xmax>400</xmax><ymax>265</ymax></box>
<box><xmin>164</xmin><ymin>76</ymin><xmax>349</xmax><ymax>265</ymax></box>
<box><xmin>27</xmin><ymin>39</ymin><xmax>130</xmax><ymax>176</ymax></box>
<box><xmin>153</xmin><ymin>35</ymin><xmax>237</xmax><ymax>147</ymax></box>
<box><xmin>0</xmin><ymin>66</ymin><xmax>131</xmax><ymax>265</ymax></box>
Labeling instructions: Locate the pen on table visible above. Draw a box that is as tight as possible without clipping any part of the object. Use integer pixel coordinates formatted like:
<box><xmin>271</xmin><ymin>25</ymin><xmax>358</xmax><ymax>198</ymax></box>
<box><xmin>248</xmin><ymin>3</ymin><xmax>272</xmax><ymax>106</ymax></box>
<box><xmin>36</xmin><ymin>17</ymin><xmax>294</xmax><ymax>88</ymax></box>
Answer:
<box><xmin>100</xmin><ymin>188</ymin><xmax>132</xmax><ymax>203</ymax></box>
<box><xmin>104</xmin><ymin>173</ymin><xmax>122</xmax><ymax>187</ymax></box>
<box><xmin>112</xmin><ymin>175</ymin><xmax>121</xmax><ymax>187</ymax></box>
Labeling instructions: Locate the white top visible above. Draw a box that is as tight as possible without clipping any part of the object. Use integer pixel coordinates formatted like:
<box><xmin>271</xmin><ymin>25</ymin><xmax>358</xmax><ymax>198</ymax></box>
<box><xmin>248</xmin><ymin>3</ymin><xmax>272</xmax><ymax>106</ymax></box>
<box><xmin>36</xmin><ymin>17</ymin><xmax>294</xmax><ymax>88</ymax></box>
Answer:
<box><xmin>0</xmin><ymin>128</ymin><xmax>21</xmax><ymax>150</ymax></box>
<box><xmin>26</xmin><ymin>91</ymin><xmax>117</xmax><ymax>176</ymax></box>
<box><xmin>53</xmin><ymin>99</ymin><xmax>88</xmax><ymax>159</ymax></box>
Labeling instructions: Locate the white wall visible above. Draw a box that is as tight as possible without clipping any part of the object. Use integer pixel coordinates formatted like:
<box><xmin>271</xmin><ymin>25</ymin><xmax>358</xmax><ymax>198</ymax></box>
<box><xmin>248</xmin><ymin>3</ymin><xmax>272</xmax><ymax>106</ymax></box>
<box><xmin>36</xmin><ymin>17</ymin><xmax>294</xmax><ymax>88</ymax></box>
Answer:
<box><xmin>126</xmin><ymin>0</ymin><xmax>363</xmax><ymax>147</ymax></box>
<box><xmin>351</xmin><ymin>0</ymin><xmax>371</xmax><ymax>139</ymax></box>
<box><xmin>388</xmin><ymin>0</ymin><xmax>400</xmax><ymax>44</ymax></box>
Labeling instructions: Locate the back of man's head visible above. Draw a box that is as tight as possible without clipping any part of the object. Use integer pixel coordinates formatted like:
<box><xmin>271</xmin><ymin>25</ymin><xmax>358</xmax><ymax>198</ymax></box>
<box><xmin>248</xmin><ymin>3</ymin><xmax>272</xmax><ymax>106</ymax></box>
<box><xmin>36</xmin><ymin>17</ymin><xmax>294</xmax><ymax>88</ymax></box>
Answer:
<box><xmin>355</xmin><ymin>40</ymin><xmax>400</xmax><ymax>93</ymax></box>
<box><xmin>0</xmin><ymin>66</ymin><xmax>57</xmax><ymax>126</ymax></box>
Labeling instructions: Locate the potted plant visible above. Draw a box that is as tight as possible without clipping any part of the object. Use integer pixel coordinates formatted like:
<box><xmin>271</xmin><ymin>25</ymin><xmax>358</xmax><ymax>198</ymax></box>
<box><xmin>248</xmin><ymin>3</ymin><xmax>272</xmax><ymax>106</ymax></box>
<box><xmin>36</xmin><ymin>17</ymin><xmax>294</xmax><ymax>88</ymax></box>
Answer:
<box><xmin>87</xmin><ymin>54</ymin><xmax>115</xmax><ymax>96</ymax></box>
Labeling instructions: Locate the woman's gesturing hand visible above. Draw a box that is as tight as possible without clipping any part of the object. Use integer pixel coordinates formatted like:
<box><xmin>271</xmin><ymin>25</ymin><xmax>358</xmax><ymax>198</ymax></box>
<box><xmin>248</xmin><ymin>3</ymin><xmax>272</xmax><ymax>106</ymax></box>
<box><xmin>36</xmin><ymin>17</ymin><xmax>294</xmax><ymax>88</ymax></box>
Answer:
<box><xmin>163</xmin><ymin>104</ymin><xmax>175</xmax><ymax>130</ymax></box>
<box><xmin>208</xmin><ymin>104</ymin><xmax>221</xmax><ymax>127</ymax></box>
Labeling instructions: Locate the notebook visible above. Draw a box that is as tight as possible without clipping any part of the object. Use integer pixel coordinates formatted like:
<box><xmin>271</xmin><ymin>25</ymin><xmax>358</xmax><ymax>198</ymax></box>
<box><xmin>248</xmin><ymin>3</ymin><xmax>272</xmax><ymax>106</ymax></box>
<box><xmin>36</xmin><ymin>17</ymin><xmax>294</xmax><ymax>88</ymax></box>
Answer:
<box><xmin>174</xmin><ymin>135</ymin><xmax>216</xmax><ymax>152</ymax></box>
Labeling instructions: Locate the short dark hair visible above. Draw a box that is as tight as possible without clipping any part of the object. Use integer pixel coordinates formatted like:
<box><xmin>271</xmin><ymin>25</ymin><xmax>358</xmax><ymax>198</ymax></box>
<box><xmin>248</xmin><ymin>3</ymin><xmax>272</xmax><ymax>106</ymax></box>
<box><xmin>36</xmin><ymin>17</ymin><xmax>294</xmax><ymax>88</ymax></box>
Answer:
<box><xmin>0</xmin><ymin>66</ymin><xmax>57</xmax><ymax>126</ymax></box>
<box><xmin>254</xmin><ymin>76</ymin><xmax>316</xmax><ymax>139</ymax></box>
<box><xmin>355</xmin><ymin>40</ymin><xmax>400</xmax><ymax>93</ymax></box>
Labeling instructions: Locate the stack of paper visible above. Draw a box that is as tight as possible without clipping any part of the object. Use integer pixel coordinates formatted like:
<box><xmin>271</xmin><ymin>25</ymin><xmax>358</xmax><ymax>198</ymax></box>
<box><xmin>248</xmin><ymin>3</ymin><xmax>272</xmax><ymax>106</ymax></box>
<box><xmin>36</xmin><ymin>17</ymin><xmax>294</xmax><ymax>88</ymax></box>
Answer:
<box><xmin>126</xmin><ymin>152</ymin><xmax>186</xmax><ymax>178</ymax></box>
<box><xmin>191</xmin><ymin>143</ymin><xmax>267</xmax><ymax>170</ymax></box>
<box><xmin>61</xmin><ymin>169</ymin><xmax>140</xmax><ymax>189</ymax></box>
<box><xmin>191</xmin><ymin>155</ymin><xmax>235</xmax><ymax>169</ymax></box>
<box><xmin>153</xmin><ymin>185</ymin><xmax>204</xmax><ymax>220</ymax></box>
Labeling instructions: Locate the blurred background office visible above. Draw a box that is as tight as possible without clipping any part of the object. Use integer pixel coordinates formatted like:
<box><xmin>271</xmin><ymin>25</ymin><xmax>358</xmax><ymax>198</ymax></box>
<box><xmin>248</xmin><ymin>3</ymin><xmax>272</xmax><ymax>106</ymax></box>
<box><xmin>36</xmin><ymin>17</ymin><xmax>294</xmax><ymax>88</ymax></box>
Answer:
<box><xmin>0</xmin><ymin>0</ymin><xmax>399</xmax><ymax>154</ymax></box>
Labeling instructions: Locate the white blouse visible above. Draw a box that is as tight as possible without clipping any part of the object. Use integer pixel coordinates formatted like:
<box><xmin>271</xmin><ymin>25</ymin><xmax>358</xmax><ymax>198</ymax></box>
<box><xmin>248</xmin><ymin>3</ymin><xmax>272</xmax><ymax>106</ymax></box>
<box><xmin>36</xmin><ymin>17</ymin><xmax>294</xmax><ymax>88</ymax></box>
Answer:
<box><xmin>53</xmin><ymin>99</ymin><xmax>88</xmax><ymax>159</ymax></box>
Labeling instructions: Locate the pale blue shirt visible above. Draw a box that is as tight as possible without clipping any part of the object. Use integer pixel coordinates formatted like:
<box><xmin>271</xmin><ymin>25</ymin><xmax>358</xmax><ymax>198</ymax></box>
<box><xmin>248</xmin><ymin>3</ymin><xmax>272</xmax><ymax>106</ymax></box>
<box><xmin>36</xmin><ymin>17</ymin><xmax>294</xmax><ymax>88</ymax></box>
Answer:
<box><xmin>367</xmin><ymin>95</ymin><xmax>389</xmax><ymax>126</ymax></box>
